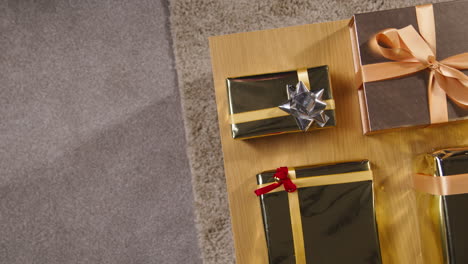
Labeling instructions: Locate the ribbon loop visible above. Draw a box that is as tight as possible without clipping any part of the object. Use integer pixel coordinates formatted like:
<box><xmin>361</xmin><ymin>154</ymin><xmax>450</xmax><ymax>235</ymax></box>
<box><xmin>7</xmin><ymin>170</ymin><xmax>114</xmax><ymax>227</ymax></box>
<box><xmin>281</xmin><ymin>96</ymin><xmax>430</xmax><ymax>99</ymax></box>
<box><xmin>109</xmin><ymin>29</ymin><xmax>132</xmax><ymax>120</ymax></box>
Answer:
<box><xmin>375</xmin><ymin>29</ymin><xmax>414</xmax><ymax>61</ymax></box>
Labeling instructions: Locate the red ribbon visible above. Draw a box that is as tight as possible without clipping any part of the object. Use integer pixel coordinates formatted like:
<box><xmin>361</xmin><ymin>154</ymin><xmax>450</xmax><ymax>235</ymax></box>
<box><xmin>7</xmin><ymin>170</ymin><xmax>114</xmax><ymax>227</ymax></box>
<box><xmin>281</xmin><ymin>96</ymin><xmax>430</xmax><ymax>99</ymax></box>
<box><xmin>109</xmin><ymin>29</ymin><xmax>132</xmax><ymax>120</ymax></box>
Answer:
<box><xmin>254</xmin><ymin>167</ymin><xmax>297</xmax><ymax>196</ymax></box>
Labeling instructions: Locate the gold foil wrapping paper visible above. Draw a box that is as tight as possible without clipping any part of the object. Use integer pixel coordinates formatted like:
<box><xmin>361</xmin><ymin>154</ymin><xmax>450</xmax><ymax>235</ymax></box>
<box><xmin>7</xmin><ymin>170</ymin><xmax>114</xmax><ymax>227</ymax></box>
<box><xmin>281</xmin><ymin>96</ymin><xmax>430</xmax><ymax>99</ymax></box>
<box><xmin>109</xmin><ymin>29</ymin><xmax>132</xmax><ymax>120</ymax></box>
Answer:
<box><xmin>414</xmin><ymin>148</ymin><xmax>468</xmax><ymax>264</ymax></box>
<box><xmin>226</xmin><ymin>66</ymin><xmax>335</xmax><ymax>139</ymax></box>
<box><xmin>256</xmin><ymin>160</ymin><xmax>382</xmax><ymax>263</ymax></box>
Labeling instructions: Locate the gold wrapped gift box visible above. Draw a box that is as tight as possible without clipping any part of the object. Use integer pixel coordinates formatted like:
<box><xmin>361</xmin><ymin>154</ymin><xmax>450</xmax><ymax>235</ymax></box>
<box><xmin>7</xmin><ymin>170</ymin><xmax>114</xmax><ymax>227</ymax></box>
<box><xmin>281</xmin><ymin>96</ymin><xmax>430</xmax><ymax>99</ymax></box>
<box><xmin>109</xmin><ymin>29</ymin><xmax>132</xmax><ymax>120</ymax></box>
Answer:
<box><xmin>226</xmin><ymin>66</ymin><xmax>335</xmax><ymax>139</ymax></box>
<box><xmin>256</xmin><ymin>160</ymin><xmax>382</xmax><ymax>263</ymax></box>
<box><xmin>414</xmin><ymin>148</ymin><xmax>468</xmax><ymax>264</ymax></box>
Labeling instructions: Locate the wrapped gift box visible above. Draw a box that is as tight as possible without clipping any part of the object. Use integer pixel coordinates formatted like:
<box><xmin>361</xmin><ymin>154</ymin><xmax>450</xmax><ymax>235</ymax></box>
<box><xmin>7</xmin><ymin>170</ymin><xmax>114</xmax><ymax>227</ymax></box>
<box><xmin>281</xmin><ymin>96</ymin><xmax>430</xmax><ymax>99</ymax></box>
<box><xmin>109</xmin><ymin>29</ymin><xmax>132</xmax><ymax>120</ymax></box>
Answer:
<box><xmin>226</xmin><ymin>66</ymin><xmax>335</xmax><ymax>139</ymax></box>
<box><xmin>255</xmin><ymin>161</ymin><xmax>382</xmax><ymax>263</ymax></box>
<box><xmin>414</xmin><ymin>148</ymin><xmax>468</xmax><ymax>264</ymax></box>
<box><xmin>349</xmin><ymin>1</ymin><xmax>468</xmax><ymax>134</ymax></box>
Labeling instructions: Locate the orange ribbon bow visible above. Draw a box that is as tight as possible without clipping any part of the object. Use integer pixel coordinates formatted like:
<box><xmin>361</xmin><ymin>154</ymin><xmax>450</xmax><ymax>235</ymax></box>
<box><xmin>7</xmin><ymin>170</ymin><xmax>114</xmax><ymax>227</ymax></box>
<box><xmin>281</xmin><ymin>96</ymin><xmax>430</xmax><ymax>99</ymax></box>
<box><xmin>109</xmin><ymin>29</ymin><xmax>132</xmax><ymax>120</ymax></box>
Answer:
<box><xmin>362</xmin><ymin>4</ymin><xmax>468</xmax><ymax>124</ymax></box>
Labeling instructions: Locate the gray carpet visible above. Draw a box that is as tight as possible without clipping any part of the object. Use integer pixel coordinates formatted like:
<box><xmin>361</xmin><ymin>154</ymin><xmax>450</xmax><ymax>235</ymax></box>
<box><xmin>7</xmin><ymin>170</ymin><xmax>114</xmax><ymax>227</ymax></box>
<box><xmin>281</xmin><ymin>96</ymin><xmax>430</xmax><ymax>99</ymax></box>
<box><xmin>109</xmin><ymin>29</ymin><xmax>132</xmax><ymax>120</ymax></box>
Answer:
<box><xmin>169</xmin><ymin>0</ymin><xmax>450</xmax><ymax>263</ymax></box>
<box><xmin>0</xmin><ymin>0</ymin><xmax>200</xmax><ymax>263</ymax></box>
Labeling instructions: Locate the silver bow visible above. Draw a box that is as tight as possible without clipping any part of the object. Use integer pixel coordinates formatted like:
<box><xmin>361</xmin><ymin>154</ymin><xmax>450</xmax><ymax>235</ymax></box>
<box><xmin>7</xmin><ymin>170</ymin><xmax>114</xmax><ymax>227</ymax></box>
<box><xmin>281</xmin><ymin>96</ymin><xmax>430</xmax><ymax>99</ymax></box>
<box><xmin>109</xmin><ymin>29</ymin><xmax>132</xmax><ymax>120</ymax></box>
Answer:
<box><xmin>278</xmin><ymin>81</ymin><xmax>329</xmax><ymax>131</ymax></box>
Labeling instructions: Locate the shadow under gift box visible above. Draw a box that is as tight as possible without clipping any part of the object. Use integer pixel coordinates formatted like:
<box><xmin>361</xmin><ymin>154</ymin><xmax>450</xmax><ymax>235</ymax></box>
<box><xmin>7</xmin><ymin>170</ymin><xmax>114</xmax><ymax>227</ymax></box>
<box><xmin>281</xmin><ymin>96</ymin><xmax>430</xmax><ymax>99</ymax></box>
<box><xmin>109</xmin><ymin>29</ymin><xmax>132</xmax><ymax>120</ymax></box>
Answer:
<box><xmin>349</xmin><ymin>1</ymin><xmax>468</xmax><ymax>135</ymax></box>
<box><xmin>256</xmin><ymin>161</ymin><xmax>382</xmax><ymax>264</ymax></box>
<box><xmin>414</xmin><ymin>148</ymin><xmax>468</xmax><ymax>264</ymax></box>
<box><xmin>226</xmin><ymin>66</ymin><xmax>335</xmax><ymax>140</ymax></box>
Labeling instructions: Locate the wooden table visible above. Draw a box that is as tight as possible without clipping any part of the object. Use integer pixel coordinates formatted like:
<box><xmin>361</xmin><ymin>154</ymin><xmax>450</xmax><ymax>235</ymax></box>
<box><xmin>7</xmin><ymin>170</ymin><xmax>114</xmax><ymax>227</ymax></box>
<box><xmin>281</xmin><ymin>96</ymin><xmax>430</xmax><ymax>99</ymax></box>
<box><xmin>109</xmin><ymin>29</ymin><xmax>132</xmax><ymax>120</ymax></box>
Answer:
<box><xmin>208</xmin><ymin>19</ymin><xmax>468</xmax><ymax>264</ymax></box>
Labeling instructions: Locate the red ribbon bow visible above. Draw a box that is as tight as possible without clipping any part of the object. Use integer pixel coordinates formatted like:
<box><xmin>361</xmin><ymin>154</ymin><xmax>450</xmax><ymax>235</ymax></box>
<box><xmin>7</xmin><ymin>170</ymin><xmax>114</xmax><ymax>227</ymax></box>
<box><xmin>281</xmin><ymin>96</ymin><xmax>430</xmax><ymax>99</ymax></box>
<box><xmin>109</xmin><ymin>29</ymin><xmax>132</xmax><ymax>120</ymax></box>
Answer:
<box><xmin>254</xmin><ymin>167</ymin><xmax>297</xmax><ymax>196</ymax></box>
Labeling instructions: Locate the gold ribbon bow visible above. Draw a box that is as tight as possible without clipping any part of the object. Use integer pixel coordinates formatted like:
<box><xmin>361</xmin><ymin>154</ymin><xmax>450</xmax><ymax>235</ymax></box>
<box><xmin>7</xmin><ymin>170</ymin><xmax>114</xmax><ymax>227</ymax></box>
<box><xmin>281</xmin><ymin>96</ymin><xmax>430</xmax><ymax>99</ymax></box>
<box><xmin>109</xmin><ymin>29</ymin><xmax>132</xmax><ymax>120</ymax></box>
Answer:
<box><xmin>362</xmin><ymin>4</ymin><xmax>468</xmax><ymax>124</ymax></box>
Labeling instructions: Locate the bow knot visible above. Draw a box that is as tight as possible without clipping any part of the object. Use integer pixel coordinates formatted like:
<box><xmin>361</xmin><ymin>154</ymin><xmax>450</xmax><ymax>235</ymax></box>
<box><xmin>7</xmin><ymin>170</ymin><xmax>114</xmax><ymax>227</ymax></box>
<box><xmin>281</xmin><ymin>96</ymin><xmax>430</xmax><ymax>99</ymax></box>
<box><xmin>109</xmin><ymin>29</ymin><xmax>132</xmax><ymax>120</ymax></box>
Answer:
<box><xmin>254</xmin><ymin>167</ymin><xmax>297</xmax><ymax>196</ymax></box>
<box><xmin>427</xmin><ymin>55</ymin><xmax>440</xmax><ymax>70</ymax></box>
<box><xmin>273</xmin><ymin>166</ymin><xmax>289</xmax><ymax>181</ymax></box>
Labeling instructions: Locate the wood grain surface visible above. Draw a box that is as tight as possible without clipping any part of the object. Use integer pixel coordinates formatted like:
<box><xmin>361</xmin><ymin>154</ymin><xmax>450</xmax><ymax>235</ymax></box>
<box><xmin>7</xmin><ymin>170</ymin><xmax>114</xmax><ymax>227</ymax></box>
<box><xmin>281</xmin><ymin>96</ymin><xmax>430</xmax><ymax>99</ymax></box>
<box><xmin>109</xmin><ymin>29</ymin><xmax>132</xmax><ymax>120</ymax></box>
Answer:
<box><xmin>208</xmin><ymin>19</ymin><xmax>468</xmax><ymax>264</ymax></box>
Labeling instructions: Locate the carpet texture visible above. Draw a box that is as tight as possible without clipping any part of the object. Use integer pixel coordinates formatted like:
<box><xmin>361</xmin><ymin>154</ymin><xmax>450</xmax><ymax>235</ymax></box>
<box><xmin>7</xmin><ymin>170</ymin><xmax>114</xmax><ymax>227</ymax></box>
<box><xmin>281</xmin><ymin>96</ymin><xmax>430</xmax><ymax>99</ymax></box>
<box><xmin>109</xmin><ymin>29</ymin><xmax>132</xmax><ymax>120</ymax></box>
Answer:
<box><xmin>169</xmin><ymin>0</ymin><xmax>450</xmax><ymax>263</ymax></box>
<box><xmin>0</xmin><ymin>0</ymin><xmax>200</xmax><ymax>263</ymax></box>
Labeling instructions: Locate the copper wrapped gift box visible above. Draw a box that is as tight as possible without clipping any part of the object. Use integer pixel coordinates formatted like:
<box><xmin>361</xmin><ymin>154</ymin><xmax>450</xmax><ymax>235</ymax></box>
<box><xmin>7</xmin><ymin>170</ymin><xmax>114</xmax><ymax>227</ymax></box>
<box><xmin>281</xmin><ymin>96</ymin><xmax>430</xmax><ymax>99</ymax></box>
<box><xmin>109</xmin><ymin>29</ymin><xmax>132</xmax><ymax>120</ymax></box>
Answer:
<box><xmin>349</xmin><ymin>1</ymin><xmax>468</xmax><ymax>134</ymax></box>
<box><xmin>255</xmin><ymin>161</ymin><xmax>382</xmax><ymax>263</ymax></box>
<box><xmin>414</xmin><ymin>148</ymin><xmax>468</xmax><ymax>264</ymax></box>
<box><xmin>226</xmin><ymin>66</ymin><xmax>335</xmax><ymax>139</ymax></box>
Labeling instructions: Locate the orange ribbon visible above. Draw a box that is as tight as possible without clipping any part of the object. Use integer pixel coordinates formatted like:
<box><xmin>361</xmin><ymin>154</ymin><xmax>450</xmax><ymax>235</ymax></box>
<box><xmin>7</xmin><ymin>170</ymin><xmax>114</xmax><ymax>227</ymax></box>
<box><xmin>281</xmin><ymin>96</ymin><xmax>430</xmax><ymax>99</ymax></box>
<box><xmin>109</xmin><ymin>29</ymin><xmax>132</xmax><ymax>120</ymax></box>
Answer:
<box><xmin>413</xmin><ymin>173</ymin><xmax>468</xmax><ymax>196</ymax></box>
<box><xmin>362</xmin><ymin>4</ymin><xmax>468</xmax><ymax>124</ymax></box>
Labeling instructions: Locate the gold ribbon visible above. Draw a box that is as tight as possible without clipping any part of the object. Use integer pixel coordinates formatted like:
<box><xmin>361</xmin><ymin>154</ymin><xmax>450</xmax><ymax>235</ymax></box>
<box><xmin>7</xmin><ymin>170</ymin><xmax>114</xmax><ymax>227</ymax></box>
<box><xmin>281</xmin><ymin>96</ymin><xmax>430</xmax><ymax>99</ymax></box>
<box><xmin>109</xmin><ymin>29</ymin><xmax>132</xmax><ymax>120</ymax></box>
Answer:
<box><xmin>286</xmin><ymin>168</ymin><xmax>306</xmax><ymax>264</ymax></box>
<box><xmin>230</xmin><ymin>69</ymin><xmax>335</xmax><ymax>125</ymax></box>
<box><xmin>361</xmin><ymin>4</ymin><xmax>468</xmax><ymax>124</ymax></box>
<box><xmin>297</xmin><ymin>69</ymin><xmax>310</xmax><ymax>91</ymax></box>
<box><xmin>413</xmin><ymin>173</ymin><xmax>468</xmax><ymax>196</ymax></box>
<box><xmin>257</xmin><ymin>169</ymin><xmax>374</xmax><ymax>263</ymax></box>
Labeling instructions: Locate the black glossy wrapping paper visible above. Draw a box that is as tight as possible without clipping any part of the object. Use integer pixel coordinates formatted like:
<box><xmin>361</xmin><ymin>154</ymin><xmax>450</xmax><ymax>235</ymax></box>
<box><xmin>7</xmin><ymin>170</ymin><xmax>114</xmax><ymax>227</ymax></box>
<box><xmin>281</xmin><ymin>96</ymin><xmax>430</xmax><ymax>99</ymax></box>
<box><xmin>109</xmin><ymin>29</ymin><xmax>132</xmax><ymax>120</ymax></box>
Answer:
<box><xmin>226</xmin><ymin>66</ymin><xmax>335</xmax><ymax>139</ymax></box>
<box><xmin>432</xmin><ymin>149</ymin><xmax>468</xmax><ymax>263</ymax></box>
<box><xmin>256</xmin><ymin>161</ymin><xmax>382</xmax><ymax>264</ymax></box>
